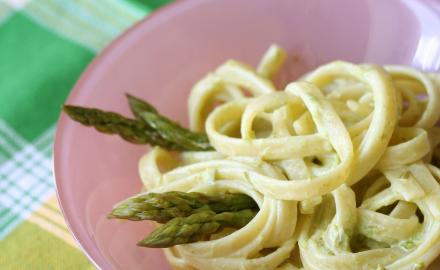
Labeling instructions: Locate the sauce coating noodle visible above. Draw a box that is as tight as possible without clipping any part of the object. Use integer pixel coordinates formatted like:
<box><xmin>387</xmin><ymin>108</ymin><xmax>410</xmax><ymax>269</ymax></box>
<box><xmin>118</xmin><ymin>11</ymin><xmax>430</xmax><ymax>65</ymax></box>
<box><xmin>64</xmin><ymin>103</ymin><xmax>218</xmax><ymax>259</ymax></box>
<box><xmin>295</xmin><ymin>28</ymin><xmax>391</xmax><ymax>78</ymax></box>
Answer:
<box><xmin>137</xmin><ymin>45</ymin><xmax>440</xmax><ymax>270</ymax></box>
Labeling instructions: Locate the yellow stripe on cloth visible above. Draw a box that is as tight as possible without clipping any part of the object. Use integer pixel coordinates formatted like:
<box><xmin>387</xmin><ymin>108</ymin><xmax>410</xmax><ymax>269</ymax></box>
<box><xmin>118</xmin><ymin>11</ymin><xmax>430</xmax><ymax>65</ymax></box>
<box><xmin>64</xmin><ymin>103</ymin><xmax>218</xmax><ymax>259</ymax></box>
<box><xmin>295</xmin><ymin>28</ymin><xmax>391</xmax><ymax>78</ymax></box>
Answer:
<box><xmin>0</xmin><ymin>220</ymin><xmax>93</xmax><ymax>269</ymax></box>
<box><xmin>28</xmin><ymin>195</ymin><xmax>79</xmax><ymax>249</ymax></box>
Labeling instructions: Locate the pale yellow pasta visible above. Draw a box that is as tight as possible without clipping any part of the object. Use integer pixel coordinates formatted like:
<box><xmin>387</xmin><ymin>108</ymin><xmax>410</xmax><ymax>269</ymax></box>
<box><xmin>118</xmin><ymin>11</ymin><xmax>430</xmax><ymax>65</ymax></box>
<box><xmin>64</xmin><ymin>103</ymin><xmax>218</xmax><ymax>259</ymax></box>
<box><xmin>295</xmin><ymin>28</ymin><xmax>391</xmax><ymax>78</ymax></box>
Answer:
<box><xmin>385</xmin><ymin>65</ymin><xmax>440</xmax><ymax>129</ymax></box>
<box><xmin>257</xmin><ymin>44</ymin><xmax>287</xmax><ymax>79</ymax></box>
<box><xmin>303</xmin><ymin>62</ymin><xmax>399</xmax><ymax>184</ymax></box>
<box><xmin>188</xmin><ymin>74</ymin><xmax>244</xmax><ymax>132</ymax></box>
<box><xmin>133</xmin><ymin>45</ymin><xmax>440</xmax><ymax>270</ymax></box>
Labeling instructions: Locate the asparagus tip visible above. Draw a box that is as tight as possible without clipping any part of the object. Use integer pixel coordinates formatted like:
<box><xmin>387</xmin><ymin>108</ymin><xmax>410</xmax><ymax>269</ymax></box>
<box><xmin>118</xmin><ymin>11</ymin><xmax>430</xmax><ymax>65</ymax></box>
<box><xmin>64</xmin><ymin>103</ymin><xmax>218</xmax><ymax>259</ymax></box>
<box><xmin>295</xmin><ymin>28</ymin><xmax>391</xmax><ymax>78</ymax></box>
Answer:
<box><xmin>137</xmin><ymin>238</ymin><xmax>156</xmax><ymax>247</ymax></box>
<box><xmin>62</xmin><ymin>105</ymin><xmax>78</xmax><ymax>117</ymax></box>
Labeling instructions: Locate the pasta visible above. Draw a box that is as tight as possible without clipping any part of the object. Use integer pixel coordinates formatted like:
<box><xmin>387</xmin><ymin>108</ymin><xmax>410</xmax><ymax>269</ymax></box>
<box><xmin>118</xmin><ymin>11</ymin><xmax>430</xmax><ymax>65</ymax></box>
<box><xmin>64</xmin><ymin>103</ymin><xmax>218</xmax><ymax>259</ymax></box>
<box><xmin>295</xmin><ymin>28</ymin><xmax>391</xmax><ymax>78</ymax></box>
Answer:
<box><xmin>138</xmin><ymin>45</ymin><xmax>440</xmax><ymax>270</ymax></box>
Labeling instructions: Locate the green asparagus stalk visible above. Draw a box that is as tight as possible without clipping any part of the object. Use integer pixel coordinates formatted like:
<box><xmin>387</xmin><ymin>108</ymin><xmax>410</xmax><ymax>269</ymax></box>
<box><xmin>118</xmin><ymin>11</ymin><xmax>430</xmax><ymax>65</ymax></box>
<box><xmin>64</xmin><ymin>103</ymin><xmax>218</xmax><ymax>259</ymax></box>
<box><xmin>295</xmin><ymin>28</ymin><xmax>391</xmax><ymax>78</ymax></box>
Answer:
<box><xmin>138</xmin><ymin>209</ymin><xmax>256</xmax><ymax>248</ymax></box>
<box><xmin>126</xmin><ymin>94</ymin><xmax>212</xmax><ymax>150</ymax></box>
<box><xmin>140</xmin><ymin>111</ymin><xmax>212</xmax><ymax>151</ymax></box>
<box><xmin>63</xmin><ymin>101</ymin><xmax>212</xmax><ymax>151</ymax></box>
<box><xmin>63</xmin><ymin>105</ymin><xmax>184</xmax><ymax>150</ymax></box>
<box><xmin>126</xmin><ymin>93</ymin><xmax>157</xmax><ymax>119</ymax></box>
<box><xmin>108</xmin><ymin>191</ymin><xmax>258</xmax><ymax>223</ymax></box>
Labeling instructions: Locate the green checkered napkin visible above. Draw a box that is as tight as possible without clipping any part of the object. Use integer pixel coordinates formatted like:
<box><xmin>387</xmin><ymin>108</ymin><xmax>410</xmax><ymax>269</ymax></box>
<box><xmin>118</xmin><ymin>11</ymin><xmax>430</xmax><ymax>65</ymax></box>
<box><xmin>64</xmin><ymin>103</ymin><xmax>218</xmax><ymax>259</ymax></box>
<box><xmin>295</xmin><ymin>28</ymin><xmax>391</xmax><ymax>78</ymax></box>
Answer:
<box><xmin>0</xmin><ymin>1</ymin><xmax>172</xmax><ymax>269</ymax></box>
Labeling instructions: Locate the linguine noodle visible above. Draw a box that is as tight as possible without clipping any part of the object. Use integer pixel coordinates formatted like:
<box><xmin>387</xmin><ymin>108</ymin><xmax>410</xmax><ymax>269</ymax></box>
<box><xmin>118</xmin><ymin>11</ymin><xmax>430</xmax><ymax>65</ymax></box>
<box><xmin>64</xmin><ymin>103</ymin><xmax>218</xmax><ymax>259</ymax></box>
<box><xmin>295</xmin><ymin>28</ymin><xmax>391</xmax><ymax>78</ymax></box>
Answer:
<box><xmin>138</xmin><ymin>45</ymin><xmax>440</xmax><ymax>270</ymax></box>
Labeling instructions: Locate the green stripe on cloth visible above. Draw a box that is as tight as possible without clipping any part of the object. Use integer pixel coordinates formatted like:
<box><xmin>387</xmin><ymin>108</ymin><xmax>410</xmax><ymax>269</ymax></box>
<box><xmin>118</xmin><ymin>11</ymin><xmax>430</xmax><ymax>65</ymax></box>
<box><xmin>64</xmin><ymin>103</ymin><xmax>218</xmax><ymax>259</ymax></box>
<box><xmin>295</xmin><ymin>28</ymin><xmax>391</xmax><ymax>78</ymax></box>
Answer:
<box><xmin>0</xmin><ymin>221</ymin><xmax>93</xmax><ymax>269</ymax></box>
<box><xmin>0</xmin><ymin>0</ymin><xmax>173</xmax><ymax>268</ymax></box>
<box><xmin>0</xmin><ymin>12</ymin><xmax>94</xmax><ymax>141</ymax></box>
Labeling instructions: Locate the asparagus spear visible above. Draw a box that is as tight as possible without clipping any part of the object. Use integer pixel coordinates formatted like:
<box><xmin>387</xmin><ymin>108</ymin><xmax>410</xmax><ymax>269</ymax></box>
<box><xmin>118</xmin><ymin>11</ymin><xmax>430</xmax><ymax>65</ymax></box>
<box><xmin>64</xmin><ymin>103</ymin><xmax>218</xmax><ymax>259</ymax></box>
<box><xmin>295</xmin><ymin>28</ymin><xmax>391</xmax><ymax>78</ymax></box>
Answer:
<box><xmin>126</xmin><ymin>94</ymin><xmax>212</xmax><ymax>150</ymax></box>
<box><xmin>63</xmin><ymin>105</ymin><xmax>184</xmax><ymax>150</ymax></box>
<box><xmin>126</xmin><ymin>93</ymin><xmax>157</xmax><ymax>119</ymax></box>
<box><xmin>140</xmin><ymin>111</ymin><xmax>212</xmax><ymax>151</ymax></box>
<box><xmin>108</xmin><ymin>191</ymin><xmax>258</xmax><ymax>223</ymax></box>
<box><xmin>63</xmin><ymin>103</ymin><xmax>212</xmax><ymax>151</ymax></box>
<box><xmin>138</xmin><ymin>209</ymin><xmax>256</xmax><ymax>248</ymax></box>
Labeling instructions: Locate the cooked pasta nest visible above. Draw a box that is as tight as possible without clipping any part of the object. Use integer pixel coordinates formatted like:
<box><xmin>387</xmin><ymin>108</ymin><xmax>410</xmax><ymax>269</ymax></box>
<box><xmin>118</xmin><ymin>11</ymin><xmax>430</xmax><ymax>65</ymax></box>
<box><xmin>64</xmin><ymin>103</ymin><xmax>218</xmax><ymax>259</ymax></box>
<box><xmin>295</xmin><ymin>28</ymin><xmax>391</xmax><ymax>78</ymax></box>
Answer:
<box><xmin>139</xmin><ymin>45</ymin><xmax>440</xmax><ymax>270</ymax></box>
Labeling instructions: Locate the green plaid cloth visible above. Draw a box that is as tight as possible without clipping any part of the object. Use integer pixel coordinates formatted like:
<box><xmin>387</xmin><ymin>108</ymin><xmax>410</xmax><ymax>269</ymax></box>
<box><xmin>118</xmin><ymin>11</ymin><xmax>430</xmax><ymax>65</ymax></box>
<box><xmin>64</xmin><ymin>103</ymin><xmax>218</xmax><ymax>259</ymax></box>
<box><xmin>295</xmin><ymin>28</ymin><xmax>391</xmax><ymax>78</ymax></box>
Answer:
<box><xmin>0</xmin><ymin>0</ymin><xmax>172</xmax><ymax>269</ymax></box>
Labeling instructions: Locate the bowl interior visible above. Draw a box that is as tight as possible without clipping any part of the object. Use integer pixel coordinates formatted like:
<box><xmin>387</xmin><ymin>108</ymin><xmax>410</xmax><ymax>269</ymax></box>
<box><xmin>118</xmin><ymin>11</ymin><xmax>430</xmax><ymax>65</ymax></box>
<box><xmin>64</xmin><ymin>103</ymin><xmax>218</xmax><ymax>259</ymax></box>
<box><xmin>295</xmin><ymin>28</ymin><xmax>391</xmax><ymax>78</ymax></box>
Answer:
<box><xmin>54</xmin><ymin>0</ymin><xmax>440</xmax><ymax>269</ymax></box>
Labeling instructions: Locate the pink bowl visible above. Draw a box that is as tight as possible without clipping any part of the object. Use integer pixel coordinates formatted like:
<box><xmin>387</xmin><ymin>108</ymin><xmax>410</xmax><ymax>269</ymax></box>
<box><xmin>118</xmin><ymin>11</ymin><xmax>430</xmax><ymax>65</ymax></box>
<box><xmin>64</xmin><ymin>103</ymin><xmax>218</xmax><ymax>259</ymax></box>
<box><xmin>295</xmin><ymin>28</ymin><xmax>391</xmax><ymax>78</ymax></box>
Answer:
<box><xmin>54</xmin><ymin>0</ymin><xmax>440</xmax><ymax>269</ymax></box>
